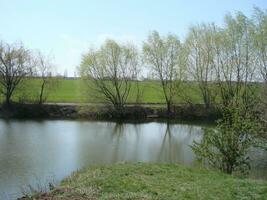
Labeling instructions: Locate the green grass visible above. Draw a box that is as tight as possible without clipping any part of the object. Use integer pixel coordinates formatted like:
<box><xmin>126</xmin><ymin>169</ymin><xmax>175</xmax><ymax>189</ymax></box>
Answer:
<box><xmin>31</xmin><ymin>163</ymin><xmax>267</xmax><ymax>200</ymax></box>
<box><xmin>0</xmin><ymin>77</ymin><xmax>262</xmax><ymax>104</ymax></box>
<box><xmin>1</xmin><ymin>78</ymin><xmax>204</xmax><ymax>104</ymax></box>
<box><xmin>12</xmin><ymin>78</ymin><xmax>87</xmax><ymax>103</ymax></box>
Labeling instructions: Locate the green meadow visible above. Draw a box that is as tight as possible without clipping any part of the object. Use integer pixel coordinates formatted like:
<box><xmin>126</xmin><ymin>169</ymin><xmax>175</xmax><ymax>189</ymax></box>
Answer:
<box><xmin>0</xmin><ymin>77</ymin><xmax>261</xmax><ymax>105</ymax></box>
<box><xmin>2</xmin><ymin>78</ymin><xmax>203</xmax><ymax>104</ymax></box>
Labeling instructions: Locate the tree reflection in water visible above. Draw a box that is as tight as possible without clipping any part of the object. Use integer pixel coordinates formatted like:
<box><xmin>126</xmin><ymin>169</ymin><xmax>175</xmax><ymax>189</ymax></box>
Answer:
<box><xmin>109</xmin><ymin>122</ymin><xmax>202</xmax><ymax>164</ymax></box>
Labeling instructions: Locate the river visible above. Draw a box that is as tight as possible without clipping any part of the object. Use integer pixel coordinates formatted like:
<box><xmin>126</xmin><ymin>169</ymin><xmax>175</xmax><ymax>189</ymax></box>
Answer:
<box><xmin>0</xmin><ymin>119</ymin><xmax>266</xmax><ymax>199</ymax></box>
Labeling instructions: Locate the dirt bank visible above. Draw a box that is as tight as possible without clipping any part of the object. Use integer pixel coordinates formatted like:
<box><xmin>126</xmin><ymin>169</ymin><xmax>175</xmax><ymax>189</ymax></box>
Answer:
<box><xmin>0</xmin><ymin>103</ymin><xmax>221</xmax><ymax>121</ymax></box>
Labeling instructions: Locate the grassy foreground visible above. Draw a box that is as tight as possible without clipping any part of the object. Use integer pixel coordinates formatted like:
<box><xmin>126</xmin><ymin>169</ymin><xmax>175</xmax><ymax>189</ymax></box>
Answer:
<box><xmin>27</xmin><ymin>163</ymin><xmax>267</xmax><ymax>200</ymax></box>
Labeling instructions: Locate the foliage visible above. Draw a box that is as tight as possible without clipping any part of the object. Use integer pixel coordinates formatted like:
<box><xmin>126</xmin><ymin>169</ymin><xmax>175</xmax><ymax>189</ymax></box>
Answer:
<box><xmin>0</xmin><ymin>41</ymin><xmax>33</xmax><ymax>105</ymax></box>
<box><xmin>185</xmin><ymin>23</ymin><xmax>218</xmax><ymax>108</ymax></box>
<box><xmin>191</xmin><ymin>105</ymin><xmax>261</xmax><ymax>174</ymax></box>
<box><xmin>143</xmin><ymin>31</ymin><xmax>186</xmax><ymax>113</ymax></box>
<box><xmin>80</xmin><ymin>39</ymin><xmax>139</xmax><ymax>112</ymax></box>
<box><xmin>215</xmin><ymin>12</ymin><xmax>258</xmax><ymax>107</ymax></box>
<box><xmin>251</xmin><ymin>7</ymin><xmax>267</xmax><ymax>81</ymax></box>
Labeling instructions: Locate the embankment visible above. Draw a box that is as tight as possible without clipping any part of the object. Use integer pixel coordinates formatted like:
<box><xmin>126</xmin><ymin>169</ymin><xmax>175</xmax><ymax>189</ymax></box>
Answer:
<box><xmin>19</xmin><ymin>163</ymin><xmax>267</xmax><ymax>200</ymax></box>
<box><xmin>0</xmin><ymin>103</ymin><xmax>221</xmax><ymax>121</ymax></box>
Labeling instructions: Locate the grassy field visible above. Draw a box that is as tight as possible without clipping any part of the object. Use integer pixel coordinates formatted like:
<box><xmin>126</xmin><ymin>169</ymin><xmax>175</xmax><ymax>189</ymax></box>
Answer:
<box><xmin>0</xmin><ymin>78</ymin><xmax>202</xmax><ymax>104</ymax></box>
<box><xmin>25</xmin><ymin>163</ymin><xmax>267</xmax><ymax>200</ymax></box>
<box><xmin>0</xmin><ymin>77</ymin><xmax>261</xmax><ymax>104</ymax></box>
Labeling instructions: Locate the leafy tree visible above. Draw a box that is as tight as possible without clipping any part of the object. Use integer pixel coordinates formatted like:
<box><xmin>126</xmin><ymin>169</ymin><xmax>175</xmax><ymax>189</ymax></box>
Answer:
<box><xmin>0</xmin><ymin>41</ymin><xmax>32</xmax><ymax>105</ymax></box>
<box><xmin>251</xmin><ymin>7</ymin><xmax>267</xmax><ymax>82</ymax></box>
<box><xmin>213</xmin><ymin>12</ymin><xmax>258</xmax><ymax>107</ymax></box>
<box><xmin>143</xmin><ymin>31</ymin><xmax>186</xmax><ymax>114</ymax></box>
<box><xmin>250</xmin><ymin>8</ymin><xmax>267</xmax><ymax>130</ymax></box>
<box><xmin>185</xmin><ymin>24</ymin><xmax>218</xmax><ymax>108</ymax></box>
<box><xmin>80</xmin><ymin>39</ymin><xmax>139</xmax><ymax>112</ymax></box>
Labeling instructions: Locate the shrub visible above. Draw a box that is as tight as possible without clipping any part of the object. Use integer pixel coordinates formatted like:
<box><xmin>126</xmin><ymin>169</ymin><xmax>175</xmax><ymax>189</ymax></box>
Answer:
<box><xmin>191</xmin><ymin>105</ymin><xmax>261</xmax><ymax>174</ymax></box>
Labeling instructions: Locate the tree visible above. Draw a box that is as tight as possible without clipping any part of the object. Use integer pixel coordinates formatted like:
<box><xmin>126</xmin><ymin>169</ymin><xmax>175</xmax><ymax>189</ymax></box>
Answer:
<box><xmin>213</xmin><ymin>12</ymin><xmax>258</xmax><ymax>107</ymax></box>
<box><xmin>251</xmin><ymin>7</ymin><xmax>267</xmax><ymax>82</ymax></box>
<box><xmin>189</xmin><ymin>9</ymin><xmax>267</xmax><ymax>172</ymax></box>
<box><xmin>191</xmin><ymin>105</ymin><xmax>260</xmax><ymax>174</ymax></box>
<box><xmin>80</xmin><ymin>39</ymin><xmax>139</xmax><ymax>112</ymax></box>
<box><xmin>34</xmin><ymin>51</ymin><xmax>56</xmax><ymax>104</ymax></box>
<box><xmin>0</xmin><ymin>41</ymin><xmax>32</xmax><ymax>105</ymax></box>
<box><xmin>250</xmin><ymin>7</ymin><xmax>267</xmax><ymax>137</ymax></box>
<box><xmin>143</xmin><ymin>31</ymin><xmax>186</xmax><ymax>114</ymax></box>
<box><xmin>186</xmin><ymin>24</ymin><xmax>217</xmax><ymax>108</ymax></box>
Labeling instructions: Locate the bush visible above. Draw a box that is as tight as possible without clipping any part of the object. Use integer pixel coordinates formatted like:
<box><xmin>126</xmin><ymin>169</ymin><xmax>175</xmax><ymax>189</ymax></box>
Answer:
<box><xmin>191</xmin><ymin>105</ymin><xmax>261</xmax><ymax>174</ymax></box>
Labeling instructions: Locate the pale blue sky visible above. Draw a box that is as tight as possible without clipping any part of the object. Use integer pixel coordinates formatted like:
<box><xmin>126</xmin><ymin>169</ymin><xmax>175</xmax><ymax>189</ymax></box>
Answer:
<box><xmin>0</xmin><ymin>0</ymin><xmax>266</xmax><ymax>76</ymax></box>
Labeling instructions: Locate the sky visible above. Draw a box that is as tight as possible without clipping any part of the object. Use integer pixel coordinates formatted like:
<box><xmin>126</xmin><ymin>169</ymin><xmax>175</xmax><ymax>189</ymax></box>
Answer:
<box><xmin>0</xmin><ymin>0</ymin><xmax>266</xmax><ymax>76</ymax></box>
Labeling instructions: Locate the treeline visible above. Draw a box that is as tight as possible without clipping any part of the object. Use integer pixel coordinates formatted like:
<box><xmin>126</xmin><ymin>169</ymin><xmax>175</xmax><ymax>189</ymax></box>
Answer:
<box><xmin>0</xmin><ymin>7</ymin><xmax>266</xmax><ymax>114</ymax></box>
<box><xmin>79</xmin><ymin>7</ymin><xmax>267</xmax><ymax>175</ymax></box>
<box><xmin>80</xmin><ymin>7</ymin><xmax>267</xmax><ymax>115</ymax></box>
<box><xmin>0</xmin><ymin>7</ymin><xmax>267</xmax><ymax>175</ymax></box>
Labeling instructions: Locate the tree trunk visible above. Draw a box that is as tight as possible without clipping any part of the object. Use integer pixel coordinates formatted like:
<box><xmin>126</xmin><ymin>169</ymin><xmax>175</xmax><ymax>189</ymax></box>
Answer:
<box><xmin>5</xmin><ymin>91</ymin><xmax>11</xmax><ymax>106</ymax></box>
<box><xmin>167</xmin><ymin>101</ymin><xmax>171</xmax><ymax>115</ymax></box>
<box><xmin>113</xmin><ymin>102</ymin><xmax>124</xmax><ymax>117</ymax></box>
<box><xmin>39</xmin><ymin>81</ymin><xmax>45</xmax><ymax>104</ymax></box>
<box><xmin>5</xmin><ymin>95</ymin><xmax>10</xmax><ymax>105</ymax></box>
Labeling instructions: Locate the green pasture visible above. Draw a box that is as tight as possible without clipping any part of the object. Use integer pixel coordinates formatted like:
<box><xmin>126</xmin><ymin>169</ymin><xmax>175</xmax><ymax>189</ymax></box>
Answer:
<box><xmin>0</xmin><ymin>78</ymin><xmax>261</xmax><ymax>104</ymax></box>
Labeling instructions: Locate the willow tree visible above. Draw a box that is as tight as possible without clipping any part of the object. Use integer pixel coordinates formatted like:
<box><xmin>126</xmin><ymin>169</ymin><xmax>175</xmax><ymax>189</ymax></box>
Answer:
<box><xmin>251</xmin><ymin>8</ymin><xmax>267</xmax><ymax>125</ymax></box>
<box><xmin>80</xmin><ymin>39</ymin><xmax>139</xmax><ymax>112</ymax></box>
<box><xmin>34</xmin><ymin>51</ymin><xmax>56</xmax><ymax>104</ymax></box>
<box><xmin>213</xmin><ymin>12</ymin><xmax>257</xmax><ymax>107</ymax></box>
<box><xmin>143</xmin><ymin>31</ymin><xmax>186</xmax><ymax>114</ymax></box>
<box><xmin>0</xmin><ymin>41</ymin><xmax>32</xmax><ymax>105</ymax></box>
<box><xmin>186</xmin><ymin>24</ymin><xmax>217</xmax><ymax>108</ymax></box>
<box><xmin>251</xmin><ymin>7</ymin><xmax>267</xmax><ymax>81</ymax></box>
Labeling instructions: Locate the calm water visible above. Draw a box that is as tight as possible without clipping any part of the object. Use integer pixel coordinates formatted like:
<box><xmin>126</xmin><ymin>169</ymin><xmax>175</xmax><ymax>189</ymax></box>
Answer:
<box><xmin>0</xmin><ymin>120</ymin><xmax>266</xmax><ymax>199</ymax></box>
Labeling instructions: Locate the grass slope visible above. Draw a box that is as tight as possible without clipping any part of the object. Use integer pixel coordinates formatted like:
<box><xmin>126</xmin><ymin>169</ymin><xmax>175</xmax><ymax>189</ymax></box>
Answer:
<box><xmin>4</xmin><ymin>78</ymin><xmax>204</xmax><ymax>103</ymax></box>
<box><xmin>1</xmin><ymin>78</ymin><xmax>261</xmax><ymax>104</ymax></box>
<box><xmin>30</xmin><ymin>163</ymin><xmax>267</xmax><ymax>200</ymax></box>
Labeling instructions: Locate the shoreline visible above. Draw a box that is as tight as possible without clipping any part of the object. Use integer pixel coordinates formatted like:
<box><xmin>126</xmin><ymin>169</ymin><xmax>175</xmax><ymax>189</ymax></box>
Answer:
<box><xmin>0</xmin><ymin>103</ymin><xmax>221</xmax><ymax>122</ymax></box>
<box><xmin>18</xmin><ymin>163</ymin><xmax>267</xmax><ymax>200</ymax></box>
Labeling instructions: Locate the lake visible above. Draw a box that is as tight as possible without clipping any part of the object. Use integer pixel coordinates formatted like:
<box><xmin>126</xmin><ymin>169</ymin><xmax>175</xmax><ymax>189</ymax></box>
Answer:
<box><xmin>0</xmin><ymin>120</ymin><xmax>266</xmax><ymax>199</ymax></box>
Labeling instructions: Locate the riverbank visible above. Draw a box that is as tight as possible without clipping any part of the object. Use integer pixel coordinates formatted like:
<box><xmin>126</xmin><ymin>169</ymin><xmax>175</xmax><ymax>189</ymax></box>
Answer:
<box><xmin>20</xmin><ymin>163</ymin><xmax>267</xmax><ymax>200</ymax></box>
<box><xmin>0</xmin><ymin>103</ymin><xmax>221</xmax><ymax>121</ymax></box>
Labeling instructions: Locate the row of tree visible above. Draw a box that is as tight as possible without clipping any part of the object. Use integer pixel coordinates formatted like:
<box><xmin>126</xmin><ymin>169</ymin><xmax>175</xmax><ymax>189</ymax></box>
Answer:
<box><xmin>0</xmin><ymin>7</ymin><xmax>266</xmax><ymax>113</ymax></box>
<box><xmin>0</xmin><ymin>7</ymin><xmax>266</xmax><ymax>175</ymax></box>
<box><xmin>0</xmin><ymin>42</ymin><xmax>55</xmax><ymax>105</ymax></box>
<box><xmin>79</xmin><ymin>8</ymin><xmax>267</xmax><ymax>175</ymax></box>
<box><xmin>80</xmin><ymin>7</ymin><xmax>267</xmax><ymax>114</ymax></box>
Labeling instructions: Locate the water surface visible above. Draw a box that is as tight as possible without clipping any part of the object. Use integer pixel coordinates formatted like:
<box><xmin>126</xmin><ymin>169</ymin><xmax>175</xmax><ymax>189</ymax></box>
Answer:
<box><xmin>0</xmin><ymin>120</ymin><xmax>266</xmax><ymax>199</ymax></box>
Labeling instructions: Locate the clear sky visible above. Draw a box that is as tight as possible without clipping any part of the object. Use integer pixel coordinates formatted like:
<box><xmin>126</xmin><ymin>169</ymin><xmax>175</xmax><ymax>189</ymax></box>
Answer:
<box><xmin>0</xmin><ymin>0</ymin><xmax>266</xmax><ymax>76</ymax></box>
